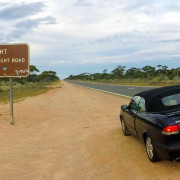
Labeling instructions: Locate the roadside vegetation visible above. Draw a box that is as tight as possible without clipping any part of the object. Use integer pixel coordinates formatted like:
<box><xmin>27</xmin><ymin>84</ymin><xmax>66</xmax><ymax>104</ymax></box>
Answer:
<box><xmin>0</xmin><ymin>65</ymin><xmax>60</xmax><ymax>104</ymax></box>
<box><xmin>66</xmin><ymin>65</ymin><xmax>180</xmax><ymax>86</ymax></box>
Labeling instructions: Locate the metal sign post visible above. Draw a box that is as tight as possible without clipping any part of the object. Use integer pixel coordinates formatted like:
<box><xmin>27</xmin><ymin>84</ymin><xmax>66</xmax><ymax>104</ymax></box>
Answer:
<box><xmin>0</xmin><ymin>44</ymin><xmax>29</xmax><ymax>125</ymax></box>
<box><xmin>10</xmin><ymin>78</ymin><xmax>14</xmax><ymax>125</ymax></box>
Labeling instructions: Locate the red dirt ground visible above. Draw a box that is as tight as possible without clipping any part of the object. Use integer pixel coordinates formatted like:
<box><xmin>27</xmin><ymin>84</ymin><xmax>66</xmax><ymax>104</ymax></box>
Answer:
<box><xmin>0</xmin><ymin>81</ymin><xmax>180</xmax><ymax>180</ymax></box>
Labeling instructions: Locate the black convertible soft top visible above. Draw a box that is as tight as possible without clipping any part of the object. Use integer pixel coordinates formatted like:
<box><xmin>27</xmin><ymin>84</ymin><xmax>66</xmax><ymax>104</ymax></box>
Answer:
<box><xmin>136</xmin><ymin>85</ymin><xmax>180</xmax><ymax>112</ymax></box>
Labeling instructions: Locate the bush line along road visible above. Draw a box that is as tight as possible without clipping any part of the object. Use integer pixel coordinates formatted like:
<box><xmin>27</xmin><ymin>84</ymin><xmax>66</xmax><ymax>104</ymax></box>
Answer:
<box><xmin>0</xmin><ymin>81</ymin><xmax>180</xmax><ymax>179</ymax></box>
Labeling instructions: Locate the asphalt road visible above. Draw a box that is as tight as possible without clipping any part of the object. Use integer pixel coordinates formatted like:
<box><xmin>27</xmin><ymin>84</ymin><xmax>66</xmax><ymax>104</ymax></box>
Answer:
<box><xmin>66</xmin><ymin>80</ymin><xmax>156</xmax><ymax>98</ymax></box>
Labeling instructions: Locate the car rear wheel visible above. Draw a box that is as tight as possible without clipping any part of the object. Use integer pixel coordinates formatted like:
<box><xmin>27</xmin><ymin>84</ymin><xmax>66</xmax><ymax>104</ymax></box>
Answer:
<box><xmin>145</xmin><ymin>136</ymin><xmax>159</xmax><ymax>162</ymax></box>
<box><xmin>121</xmin><ymin>119</ymin><xmax>129</xmax><ymax>136</ymax></box>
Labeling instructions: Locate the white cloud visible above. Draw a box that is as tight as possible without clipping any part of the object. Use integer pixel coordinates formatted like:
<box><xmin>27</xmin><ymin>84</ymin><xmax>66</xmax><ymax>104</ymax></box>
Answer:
<box><xmin>50</xmin><ymin>60</ymin><xmax>73</xmax><ymax>65</ymax></box>
<box><xmin>1</xmin><ymin>0</ymin><xmax>180</xmax><ymax>78</ymax></box>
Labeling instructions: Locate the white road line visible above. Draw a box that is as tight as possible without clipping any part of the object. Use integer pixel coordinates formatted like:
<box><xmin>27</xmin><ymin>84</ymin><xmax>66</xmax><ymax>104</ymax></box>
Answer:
<box><xmin>128</xmin><ymin>88</ymin><xmax>135</xmax><ymax>89</ymax></box>
<box><xmin>71</xmin><ymin>83</ymin><xmax>132</xmax><ymax>99</ymax></box>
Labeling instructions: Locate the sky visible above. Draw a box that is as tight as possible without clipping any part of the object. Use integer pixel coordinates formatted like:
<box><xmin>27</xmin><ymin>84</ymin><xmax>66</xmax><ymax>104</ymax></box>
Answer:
<box><xmin>1</xmin><ymin>0</ymin><xmax>180</xmax><ymax>79</ymax></box>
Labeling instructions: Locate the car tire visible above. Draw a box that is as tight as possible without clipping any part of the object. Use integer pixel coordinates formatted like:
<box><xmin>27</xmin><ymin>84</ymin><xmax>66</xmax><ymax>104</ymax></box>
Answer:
<box><xmin>145</xmin><ymin>136</ymin><xmax>159</xmax><ymax>162</ymax></box>
<box><xmin>121</xmin><ymin>119</ymin><xmax>129</xmax><ymax>136</ymax></box>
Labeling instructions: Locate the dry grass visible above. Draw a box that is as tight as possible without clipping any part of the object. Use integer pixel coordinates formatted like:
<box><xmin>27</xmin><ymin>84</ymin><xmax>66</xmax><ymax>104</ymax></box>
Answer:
<box><xmin>0</xmin><ymin>81</ymin><xmax>61</xmax><ymax>104</ymax></box>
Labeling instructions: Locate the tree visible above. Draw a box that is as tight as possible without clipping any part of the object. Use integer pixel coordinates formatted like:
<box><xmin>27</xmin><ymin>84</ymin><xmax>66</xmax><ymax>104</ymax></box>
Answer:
<box><xmin>26</xmin><ymin>65</ymin><xmax>40</xmax><ymax>83</ymax></box>
<box><xmin>169</xmin><ymin>67</ymin><xmax>180</xmax><ymax>79</ymax></box>
<box><xmin>175</xmin><ymin>67</ymin><xmax>180</xmax><ymax>77</ymax></box>
<box><xmin>162</xmin><ymin>66</ymin><xmax>168</xmax><ymax>74</ymax></box>
<box><xmin>125</xmin><ymin>67</ymin><xmax>142</xmax><ymax>78</ymax></box>
<box><xmin>156</xmin><ymin>65</ymin><xmax>168</xmax><ymax>75</ymax></box>
<box><xmin>39</xmin><ymin>71</ymin><xmax>59</xmax><ymax>82</ymax></box>
<box><xmin>103</xmin><ymin>69</ymin><xmax>108</xmax><ymax>74</ymax></box>
<box><xmin>111</xmin><ymin>65</ymin><xmax>126</xmax><ymax>79</ymax></box>
<box><xmin>101</xmin><ymin>69</ymin><xmax>111</xmax><ymax>79</ymax></box>
<box><xmin>142</xmin><ymin>66</ymin><xmax>155</xmax><ymax>79</ymax></box>
<box><xmin>30</xmin><ymin>65</ymin><xmax>39</xmax><ymax>74</ymax></box>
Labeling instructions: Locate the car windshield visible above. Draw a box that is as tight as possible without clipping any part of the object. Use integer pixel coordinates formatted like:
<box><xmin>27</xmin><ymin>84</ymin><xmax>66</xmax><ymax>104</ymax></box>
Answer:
<box><xmin>162</xmin><ymin>93</ymin><xmax>180</xmax><ymax>107</ymax></box>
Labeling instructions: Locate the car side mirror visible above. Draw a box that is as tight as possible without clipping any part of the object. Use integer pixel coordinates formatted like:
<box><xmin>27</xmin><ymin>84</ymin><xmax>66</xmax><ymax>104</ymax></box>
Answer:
<box><xmin>121</xmin><ymin>105</ymin><xmax>128</xmax><ymax>110</ymax></box>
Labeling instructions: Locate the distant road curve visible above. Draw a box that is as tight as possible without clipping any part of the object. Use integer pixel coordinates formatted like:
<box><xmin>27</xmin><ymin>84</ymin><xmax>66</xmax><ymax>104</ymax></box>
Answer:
<box><xmin>66</xmin><ymin>80</ymin><xmax>157</xmax><ymax>98</ymax></box>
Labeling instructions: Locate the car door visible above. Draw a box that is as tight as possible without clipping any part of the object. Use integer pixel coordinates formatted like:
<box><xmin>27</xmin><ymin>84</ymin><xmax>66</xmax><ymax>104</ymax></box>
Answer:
<box><xmin>124</xmin><ymin>96</ymin><xmax>141</xmax><ymax>137</ymax></box>
<box><xmin>135</xmin><ymin>97</ymin><xmax>147</xmax><ymax>139</ymax></box>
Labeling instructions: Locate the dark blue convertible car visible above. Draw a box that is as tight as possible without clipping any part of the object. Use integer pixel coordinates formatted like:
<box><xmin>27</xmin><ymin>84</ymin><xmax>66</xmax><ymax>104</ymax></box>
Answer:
<box><xmin>120</xmin><ymin>85</ymin><xmax>180</xmax><ymax>162</ymax></box>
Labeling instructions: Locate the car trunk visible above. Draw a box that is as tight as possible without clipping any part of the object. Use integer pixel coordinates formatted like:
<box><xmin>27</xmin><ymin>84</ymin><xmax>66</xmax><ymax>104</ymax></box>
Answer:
<box><xmin>163</xmin><ymin>110</ymin><xmax>180</xmax><ymax>145</ymax></box>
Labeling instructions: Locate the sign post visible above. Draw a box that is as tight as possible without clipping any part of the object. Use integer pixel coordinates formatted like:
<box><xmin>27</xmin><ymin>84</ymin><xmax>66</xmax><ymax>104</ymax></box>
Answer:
<box><xmin>0</xmin><ymin>44</ymin><xmax>29</xmax><ymax>125</ymax></box>
<box><xmin>10</xmin><ymin>78</ymin><xmax>14</xmax><ymax>125</ymax></box>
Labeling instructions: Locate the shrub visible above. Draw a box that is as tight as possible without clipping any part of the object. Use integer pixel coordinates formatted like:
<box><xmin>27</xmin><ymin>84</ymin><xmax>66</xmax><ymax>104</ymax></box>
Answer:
<box><xmin>150</xmin><ymin>75</ymin><xmax>169</xmax><ymax>84</ymax></box>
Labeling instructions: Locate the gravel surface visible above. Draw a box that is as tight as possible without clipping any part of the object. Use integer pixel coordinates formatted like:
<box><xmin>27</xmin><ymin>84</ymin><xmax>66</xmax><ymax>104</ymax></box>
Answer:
<box><xmin>0</xmin><ymin>81</ymin><xmax>179</xmax><ymax>180</ymax></box>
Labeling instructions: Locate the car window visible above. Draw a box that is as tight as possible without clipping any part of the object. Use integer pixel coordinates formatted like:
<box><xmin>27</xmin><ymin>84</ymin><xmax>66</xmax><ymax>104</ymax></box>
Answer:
<box><xmin>138</xmin><ymin>97</ymin><xmax>146</xmax><ymax>112</ymax></box>
<box><xmin>128</xmin><ymin>96</ymin><xmax>141</xmax><ymax>111</ymax></box>
<box><xmin>162</xmin><ymin>93</ymin><xmax>180</xmax><ymax>106</ymax></box>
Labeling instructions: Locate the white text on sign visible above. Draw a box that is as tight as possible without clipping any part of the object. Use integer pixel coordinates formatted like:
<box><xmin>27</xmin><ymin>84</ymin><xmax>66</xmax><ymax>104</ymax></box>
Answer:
<box><xmin>0</xmin><ymin>49</ymin><xmax>7</xmax><ymax>54</ymax></box>
<box><xmin>12</xmin><ymin>58</ymin><xmax>25</xmax><ymax>63</ymax></box>
<box><xmin>0</xmin><ymin>58</ymin><xmax>26</xmax><ymax>63</ymax></box>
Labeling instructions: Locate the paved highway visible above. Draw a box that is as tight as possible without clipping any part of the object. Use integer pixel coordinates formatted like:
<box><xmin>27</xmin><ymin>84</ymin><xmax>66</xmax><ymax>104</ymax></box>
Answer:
<box><xmin>66</xmin><ymin>80</ymin><xmax>156</xmax><ymax>98</ymax></box>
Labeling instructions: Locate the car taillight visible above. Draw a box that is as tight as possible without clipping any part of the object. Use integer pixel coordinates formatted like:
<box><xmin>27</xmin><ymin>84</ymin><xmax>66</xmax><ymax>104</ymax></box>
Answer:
<box><xmin>162</xmin><ymin>125</ymin><xmax>179</xmax><ymax>135</ymax></box>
